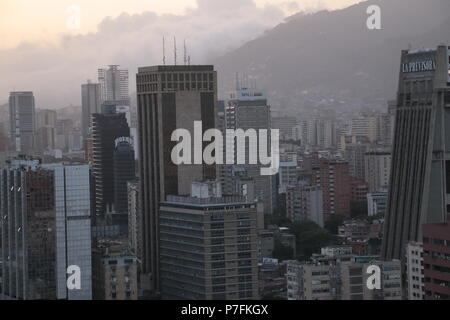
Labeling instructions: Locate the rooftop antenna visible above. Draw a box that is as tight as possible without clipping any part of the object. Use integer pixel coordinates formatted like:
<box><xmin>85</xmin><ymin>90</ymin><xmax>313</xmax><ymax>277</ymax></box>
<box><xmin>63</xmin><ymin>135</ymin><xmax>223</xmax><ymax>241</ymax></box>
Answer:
<box><xmin>184</xmin><ymin>40</ymin><xmax>187</xmax><ymax>66</ymax></box>
<box><xmin>188</xmin><ymin>55</ymin><xmax>191</xmax><ymax>66</ymax></box>
<box><xmin>174</xmin><ymin>37</ymin><xmax>177</xmax><ymax>66</ymax></box>
<box><xmin>235</xmin><ymin>72</ymin><xmax>239</xmax><ymax>90</ymax></box>
<box><xmin>162</xmin><ymin>36</ymin><xmax>166</xmax><ymax>66</ymax></box>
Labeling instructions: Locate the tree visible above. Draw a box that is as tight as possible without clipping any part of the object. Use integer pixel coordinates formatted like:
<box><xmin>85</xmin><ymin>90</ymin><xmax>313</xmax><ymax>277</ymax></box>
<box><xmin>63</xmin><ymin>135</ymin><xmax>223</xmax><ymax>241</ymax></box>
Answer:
<box><xmin>350</xmin><ymin>200</ymin><xmax>368</xmax><ymax>218</ymax></box>
<box><xmin>289</xmin><ymin>221</ymin><xmax>339</xmax><ymax>260</ymax></box>
<box><xmin>272</xmin><ymin>240</ymin><xmax>294</xmax><ymax>261</ymax></box>
<box><xmin>324</xmin><ymin>214</ymin><xmax>345</xmax><ymax>235</ymax></box>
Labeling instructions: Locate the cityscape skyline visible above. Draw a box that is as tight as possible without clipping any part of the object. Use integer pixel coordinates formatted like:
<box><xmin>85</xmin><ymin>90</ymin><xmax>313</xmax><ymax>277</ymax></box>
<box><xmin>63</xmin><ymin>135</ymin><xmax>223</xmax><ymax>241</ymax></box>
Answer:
<box><xmin>1</xmin><ymin>0</ymin><xmax>450</xmax><ymax>304</ymax></box>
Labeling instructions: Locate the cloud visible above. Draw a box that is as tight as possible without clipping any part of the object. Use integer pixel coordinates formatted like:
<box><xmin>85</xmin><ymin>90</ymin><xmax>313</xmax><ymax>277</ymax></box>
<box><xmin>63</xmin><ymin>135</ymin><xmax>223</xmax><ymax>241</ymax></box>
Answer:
<box><xmin>0</xmin><ymin>0</ymin><xmax>286</xmax><ymax>107</ymax></box>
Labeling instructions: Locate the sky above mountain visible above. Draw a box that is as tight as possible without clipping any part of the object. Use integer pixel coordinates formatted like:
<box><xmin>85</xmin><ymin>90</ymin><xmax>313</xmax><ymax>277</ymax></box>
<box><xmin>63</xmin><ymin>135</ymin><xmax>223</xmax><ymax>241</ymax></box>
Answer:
<box><xmin>0</xmin><ymin>0</ymin><xmax>363</xmax><ymax>107</ymax></box>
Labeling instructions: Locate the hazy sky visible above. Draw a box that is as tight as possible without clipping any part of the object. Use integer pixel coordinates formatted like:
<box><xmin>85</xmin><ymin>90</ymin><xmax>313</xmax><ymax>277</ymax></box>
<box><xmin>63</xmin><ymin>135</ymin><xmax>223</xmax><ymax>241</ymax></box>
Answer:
<box><xmin>0</xmin><ymin>0</ymin><xmax>363</xmax><ymax>106</ymax></box>
<box><xmin>0</xmin><ymin>0</ymin><xmax>361</xmax><ymax>49</ymax></box>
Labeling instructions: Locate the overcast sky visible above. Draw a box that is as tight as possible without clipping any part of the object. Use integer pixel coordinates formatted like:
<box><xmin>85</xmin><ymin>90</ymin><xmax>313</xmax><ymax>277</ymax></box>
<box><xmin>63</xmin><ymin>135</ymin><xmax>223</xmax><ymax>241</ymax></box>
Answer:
<box><xmin>0</xmin><ymin>0</ymin><xmax>363</xmax><ymax>107</ymax></box>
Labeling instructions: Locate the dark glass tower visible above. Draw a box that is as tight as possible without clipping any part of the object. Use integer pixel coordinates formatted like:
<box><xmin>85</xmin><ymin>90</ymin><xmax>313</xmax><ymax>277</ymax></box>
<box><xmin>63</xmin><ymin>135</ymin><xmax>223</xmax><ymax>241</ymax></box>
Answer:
<box><xmin>136</xmin><ymin>65</ymin><xmax>217</xmax><ymax>292</ymax></box>
<box><xmin>92</xmin><ymin>105</ymin><xmax>130</xmax><ymax>218</ymax></box>
<box><xmin>113</xmin><ymin>137</ymin><xmax>135</xmax><ymax>213</ymax></box>
<box><xmin>382</xmin><ymin>45</ymin><xmax>450</xmax><ymax>260</ymax></box>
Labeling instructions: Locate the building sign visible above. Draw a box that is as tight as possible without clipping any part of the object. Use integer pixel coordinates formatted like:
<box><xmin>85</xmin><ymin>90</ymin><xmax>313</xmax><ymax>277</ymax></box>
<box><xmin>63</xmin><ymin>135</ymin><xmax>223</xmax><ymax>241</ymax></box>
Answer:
<box><xmin>402</xmin><ymin>60</ymin><xmax>436</xmax><ymax>73</ymax></box>
<box><xmin>115</xmin><ymin>136</ymin><xmax>133</xmax><ymax>147</ymax></box>
<box><xmin>230</xmin><ymin>89</ymin><xmax>267</xmax><ymax>101</ymax></box>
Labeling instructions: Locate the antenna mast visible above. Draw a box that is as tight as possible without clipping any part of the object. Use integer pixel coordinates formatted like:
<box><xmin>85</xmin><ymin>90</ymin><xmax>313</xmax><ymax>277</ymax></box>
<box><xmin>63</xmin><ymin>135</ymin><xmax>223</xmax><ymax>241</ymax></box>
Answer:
<box><xmin>163</xmin><ymin>36</ymin><xmax>166</xmax><ymax>66</ymax></box>
<box><xmin>184</xmin><ymin>40</ymin><xmax>187</xmax><ymax>66</ymax></box>
<box><xmin>174</xmin><ymin>37</ymin><xmax>177</xmax><ymax>65</ymax></box>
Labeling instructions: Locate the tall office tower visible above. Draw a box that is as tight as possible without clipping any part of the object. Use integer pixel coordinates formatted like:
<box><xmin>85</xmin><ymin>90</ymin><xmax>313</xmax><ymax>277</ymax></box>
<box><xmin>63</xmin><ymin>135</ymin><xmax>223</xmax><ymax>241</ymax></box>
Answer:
<box><xmin>271</xmin><ymin>116</ymin><xmax>298</xmax><ymax>140</ymax></box>
<box><xmin>56</xmin><ymin>119</ymin><xmax>74</xmax><ymax>152</ymax></box>
<box><xmin>9</xmin><ymin>91</ymin><xmax>36</xmax><ymax>153</ymax></box>
<box><xmin>113</xmin><ymin>137</ymin><xmax>135</xmax><ymax>214</ymax></box>
<box><xmin>227</xmin><ymin>88</ymin><xmax>273</xmax><ymax>215</ymax></box>
<box><xmin>405</xmin><ymin>242</ymin><xmax>424</xmax><ymax>300</ymax></box>
<box><xmin>42</xmin><ymin>164</ymin><xmax>93</xmax><ymax>300</ymax></box>
<box><xmin>375</xmin><ymin>112</ymin><xmax>393</xmax><ymax>147</ymax></box>
<box><xmin>312</xmin><ymin>159</ymin><xmax>352</xmax><ymax>221</ymax></box>
<box><xmin>92</xmin><ymin>107</ymin><xmax>130</xmax><ymax>217</ymax></box>
<box><xmin>422</xmin><ymin>217</ymin><xmax>450</xmax><ymax>300</ymax></box>
<box><xmin>364</xmin><ymin>150</ymin><xmax>391</xmax><ymax>193</ymax></box>
<box><xmin>36</xmin><ymin>109</ymin><xmax>57</xmax><ymax>151</ymax></box>
<box><xmin>159</xmin><ymin>182</ymin><xmax>259</xmax><ymax>300</ymax></box>
<box><xmin>350</xmin><ymin>117</ymin><xmax>377</xmax><ymax>143</ymax></box>
<box><xmin>0</xmin><ymin>159</ymin><xmax>56</xmax><ymax>300</ymax></box>
<box><xmin>81</xmin><ymin>81</ymin><xmax>101</xmax><ymax>144</ymax></box>
<box><xmin>98</xmin><ymin>65</ymin><xmax>130</xmax><ymax>104</ymax></box>
<box><xmin>127</xmin><ymin>181</ymin><xmax>141</xmax><ymax>259</ymax></box>
<box><xmin>345</xmin><ymin>143</ymin><xmax>369</xmax><ymax>181</ymax></box>
<box><xmin>382</xmin><ymin>46</ymin><xmax>450</xmax><ymax>260</ymax></box>
<box><xmin>136</xmin><ymin>65</ymin><xmax>217</xmax><ymax>291</ymax></box>
<box><xmin>306</xmin><ymin>119</ymin><xmax>318</xmax><ymax>146</ymax></box>
<box><xmin>278</xmin><ymin>161</ymin><xmax>298</xmax><ymax>193</ymax></box>
<box><xmin>286</xmin><ymin>182</ymin><xmax>324</xmax><ymax>227</ymax></box>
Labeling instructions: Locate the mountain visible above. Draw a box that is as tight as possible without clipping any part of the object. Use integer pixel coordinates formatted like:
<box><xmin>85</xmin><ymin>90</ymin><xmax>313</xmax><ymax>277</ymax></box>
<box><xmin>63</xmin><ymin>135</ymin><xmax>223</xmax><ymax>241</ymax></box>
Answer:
<box><xmin>213</xmin><ymin>0</ymin><xmax>450</xmax><ymax>114</ymax></box>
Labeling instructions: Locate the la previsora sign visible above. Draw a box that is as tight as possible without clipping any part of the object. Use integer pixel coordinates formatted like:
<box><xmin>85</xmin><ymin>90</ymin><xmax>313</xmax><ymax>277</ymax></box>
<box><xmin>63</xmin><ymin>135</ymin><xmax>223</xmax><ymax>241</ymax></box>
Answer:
<box><xmin>402</xmin><ymin>60</ymin><xmax>436</xmax><ymax>73</ymax></box>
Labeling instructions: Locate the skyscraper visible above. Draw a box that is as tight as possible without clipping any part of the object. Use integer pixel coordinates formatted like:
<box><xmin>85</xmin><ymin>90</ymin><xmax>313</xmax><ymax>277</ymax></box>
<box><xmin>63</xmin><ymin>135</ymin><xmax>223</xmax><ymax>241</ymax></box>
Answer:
<box><xmin>0</xmin><ymin>159</ymin><xmax>93</xmax><ymax>300</ymax></box>
<box><xmin>136</xmin><ymin>65</ymin><xmax>217</xmax><ymax>292</ymax></box>
<box><xmin>43</xmin><ymin>163</ymin><xmax>93</xmax><ymax>300</ymax></box>
<box><xmin>312</xmin><ymin>159</ymin><xmax>352</xmax><ymax>221</ymax></box>
<box><xmin>98</xmin><ymin>65</ymin><xmax>129</xmax><ymax>104</ymax></box>
<box><xmin>113</xmin><ymin>137</ymin><xmax>135</xmax><ymax>214</ymax></box>
<box><xmin>81</xmin><ymin>81</ymin><xmax>101</xmax><ymax>144</ymax></box>
<box><xmin>92</xmin><ymin>106</ymin><xmax>130</xmax><ymax>217</ymax></box>
<box><xmin>159</xmin><ymin>182</ymin><xmax>259</xmax><ymax>300</ymax></box>
<box><xmin>0</xmin><ymin>159</ymin><xmax>56</xmax><ymax>300</ymax></box>
<box><xmin>36</xmin><ymin>109</ymin><xmax>57</xmax><ymax>152</ymax></box>
<box><xmin>226</xmin><ymin>88</ymin><xmax>273</xmax><ymax>214</ymax></box>
<box><xmin>382</xmin><ymin>45</ymin><xmax>450</xmax><ymax>260</ymax></box>
<box><xmin>9</xmin><ymin>91</ymin><xmax>36</xmax><ymax>153</ymax></box>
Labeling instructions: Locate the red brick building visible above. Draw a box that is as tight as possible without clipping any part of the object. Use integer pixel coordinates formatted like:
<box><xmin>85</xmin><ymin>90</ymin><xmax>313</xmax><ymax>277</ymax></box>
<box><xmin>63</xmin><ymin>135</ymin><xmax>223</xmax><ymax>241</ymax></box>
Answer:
<box><xmin>312</xmin><ymin>159</ymin><xmax>351</xmax><ymax>221</ymax></box>
<box><xmin>423</xmin><ymin>217</ymin><xmax>450</xmax><ymax>300</ymax></box>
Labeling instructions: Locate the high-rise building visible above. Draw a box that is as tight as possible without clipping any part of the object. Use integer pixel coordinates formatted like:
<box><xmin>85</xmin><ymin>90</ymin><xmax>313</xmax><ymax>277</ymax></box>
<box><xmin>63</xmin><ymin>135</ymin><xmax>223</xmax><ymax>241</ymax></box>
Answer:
<box><xmin>286</xmin><ymin>182</ymin><xmax>324</xmax><ymax>227</ymax></box>
<box><xmin>345</xmin><ymin>143</ymin><xmax>369</xmax><ymax>181</ymax></box>
<box><xmin>422</xmin><ymin>217</ymin><xmax>450</xmax><ymax>300</ymax></box>
<box><xmin>42</xmin><ymin>163</ymin><xmax>93</xmax><ymax>300</ymax></box>
<box><xmin>98</xmin><ymin>65</ymin><xmax>129</xmax><ymax>104</ymax></box>
<box><xmin>312</xmin><ymin>159</ymin><xmax>352</xmax><ymax>221</ymax></box>
<box><xmin>113</xmin><ymin>137</ymin><xmax>135</xmax><ymax>214</ymax></box>
<box><xmin>9</xmin><ymin>91</ymin><xmax>36</xmax><ymax>153</ymax></box>
<box><xmin>127</xmin><ymin>181</ymin><xmax>141</xmax><ymax>260</ymax></box>
<box><xmin>382</xmin><ymin>46</ymin><xmax>450</xmax><ymax>260</ymax></box>
<box><xmin>350</xmin><ymin>117</ymin><xmax>377</xmax><ymax>143</ymax></box>
<box><xmin>92</xmin><ymin>107</ymin><xmax>130</xmax><ymax>217</ymax></box>
<box><xmin>81</xmin><ymin>81</ymin><xmax>101</xmax><ymax>144</ymax></box>
<box><xmin>0</xmin><ymin>160</ymin><xmax>56</xmax><ymax>299</ymax></box>
<box><xmin>36</xmin><ymin>109</ymin><xmax>57</xmax><ymax>152</ymax></box>
<box><xmin>271</xmin><ymin>116</ymin><xmax>298</xmax><ymax>140</ymax></box>
<box><xmin>405</xmin><ymin>241</ymin><xmax>424</xmax><ymax>300</ymax></box>
<box><xmin>1</xmin><ymin>159</ymin><xmax>92</xmax><ymax>300</ymax></box>
<box><xmin>365</xmin><ymin>150</ymin><xmax>391</xmax><ymax>193</ymax></box>
<box><xmin>136</xmin><ymin>65</ymin><xmax>218</xmax><ymax>292</ymax></box>
<box><xmin>226</xmin><ymin>88</ymin><xmax>274</xmax><ymax>214</ymax></box>
<box><xmin>367</xmin><ymin>192</ymin><xmax>388</xmax><ymax>217</ymax></box>
<box><xmin>159</xmin><ymin>182</ymin><xmax>259</xmax><ymax>300</ymax></box>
